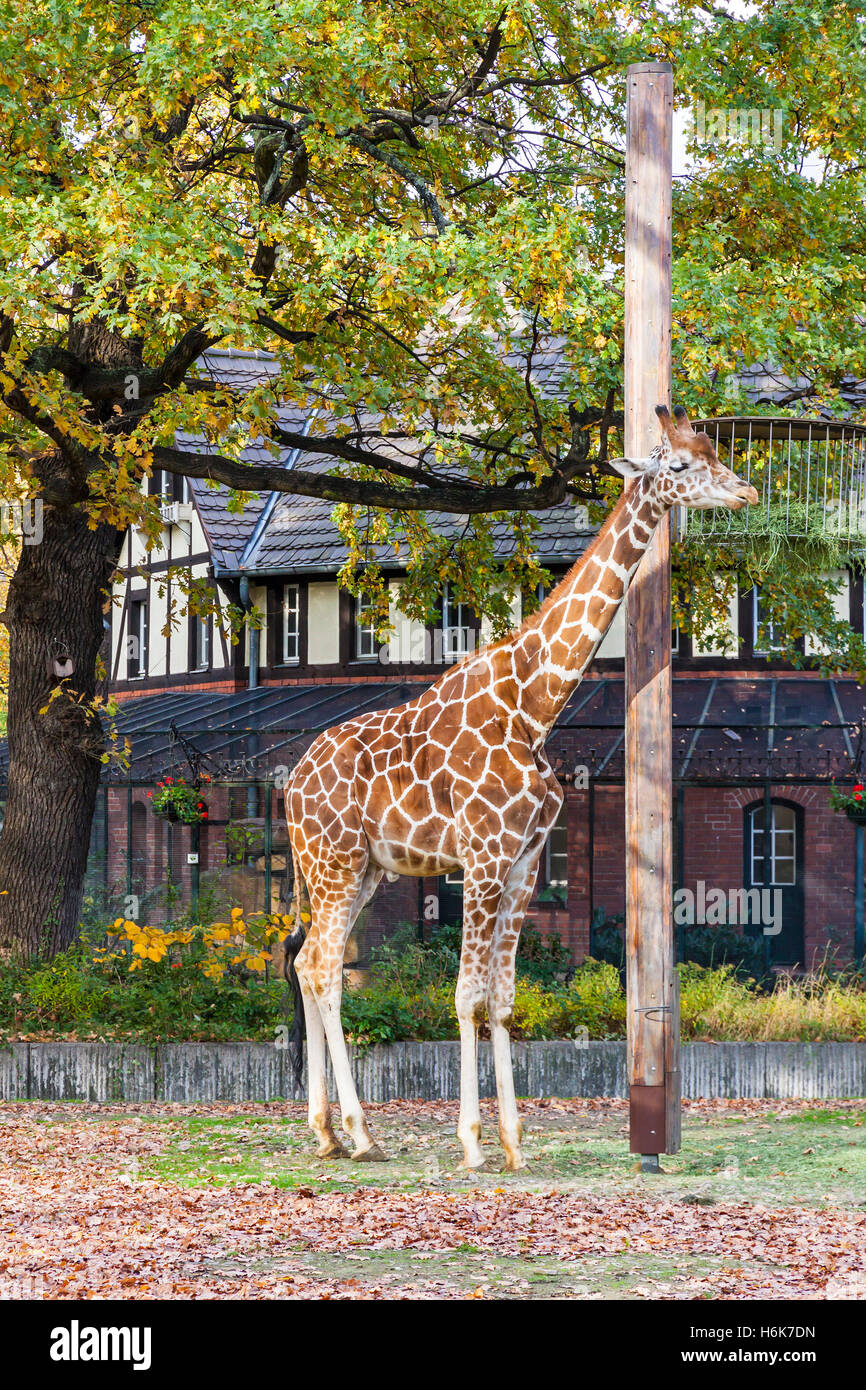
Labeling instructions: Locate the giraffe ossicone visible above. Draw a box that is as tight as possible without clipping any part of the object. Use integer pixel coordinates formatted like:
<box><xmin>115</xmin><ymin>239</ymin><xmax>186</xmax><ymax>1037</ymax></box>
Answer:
<box><xmin>285</xmin><ymin>405</ymin><xmax>757</xmax><ymax>1171</ymax></box>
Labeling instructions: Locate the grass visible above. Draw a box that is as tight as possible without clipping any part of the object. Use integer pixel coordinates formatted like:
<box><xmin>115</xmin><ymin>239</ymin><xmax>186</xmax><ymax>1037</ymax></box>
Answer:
<box><xmin>208</xmin><ymin>1246</ymin><xmax>746</xmax><ymax>1300</ymax></box>
<box><xmin>5</xmin><ymin>1098</ymin><xmax>865</xmax><ymax>1299</ymax></box>
<box><xmin>29</xmin><ymin>1098</ymin><xmax>865</xmax><ymax>1298</ymax></box>
<box><xmin>119</xmin><ymin>1099</ymin><xmax>866</xmax><ymax>1210</ymax></box>
<box><xmin>678</xmin><ymin>962</ymin><xmax>866</xmax><ymax>1042</ymax></box>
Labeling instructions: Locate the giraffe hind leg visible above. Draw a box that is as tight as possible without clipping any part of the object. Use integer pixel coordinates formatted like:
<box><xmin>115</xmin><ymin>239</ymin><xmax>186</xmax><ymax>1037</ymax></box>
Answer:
<box><xmin>295</xmin><ymin>863</ymin><xmax>387</xmax><ymax>1161</ymax></box>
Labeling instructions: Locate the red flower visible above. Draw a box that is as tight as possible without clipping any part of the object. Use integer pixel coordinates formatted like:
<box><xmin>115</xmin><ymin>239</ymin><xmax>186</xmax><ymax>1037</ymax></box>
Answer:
<box><xmin>146</xmin><ymin>792</ymin><xmax>153</xmax><ymax>799</ymax></box>
<box><xmin>164</xmin><ymin>777</ymin><xmax>173</xmax><ymax>785</ymax></box>
<box><xmin>201</xmin><ymin>812</ymin><xmax>209</xmax><ymax>820</ymax></box>
<box><xmin>856</xmin><ymin>793</ymin><xmax>863</xmax><ymax>801</ymax></box>
<box><xmin>855</xmin><ymin>784</ymin><xmax>864</xmax><ymax>792</ymax></box>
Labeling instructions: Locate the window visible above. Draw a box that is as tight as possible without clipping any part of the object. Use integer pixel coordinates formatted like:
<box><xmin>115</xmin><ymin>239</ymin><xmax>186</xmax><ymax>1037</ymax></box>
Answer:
<box><xmin>354</xmin><ymin>597</ymin><xmax>378</xmax><ymax>661</ymax></box>
<box><xmin>282</xmin><ymin>584</ymin><xmax>300</xmax><ymax>664</ymax></box>
<box><xmin>127</xmin><ymin>598</ymin><xmax>147</xmax><ymax>678</ymax></box>
<box><xmin>752</xmin><ymin>587</ymin><xmax>784</xmax><ymax>655</ymax></box>
<box><xmin>544</xmin><ymin>803</ymin><xmax>568</xmax><ymax>898</ymax></box>
<box><xmin>749</xmin><ymin>801</ymin><xmax>796</xmax><ymax>886</ymax></box>
<box><xmin>671</xmin><ymin>625</ymin><xmax>680</xmax><ymax>655</ymax></box>
<box><xmin>441</xmin><ymin>584</ymin><xmax>476</xmax><ymax>661</ymax></box>
<box><xmin>130</xmin><ymin>802</ymin><xmax>147</xmax><ymax>890</ymax></box>
<box><xmin>148</xmin><ymin>470</ymin><xmax>189</xmax><ymax>502</ymax></box>
<box><xmin>191</xmin><ymin>611</ymin><xmax>210</xmax><ymax>671</ymax></box>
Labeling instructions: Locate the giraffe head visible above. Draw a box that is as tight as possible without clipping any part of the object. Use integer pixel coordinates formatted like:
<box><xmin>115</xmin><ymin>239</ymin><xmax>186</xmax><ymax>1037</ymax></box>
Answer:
<box><xmin>610</xmin><ymin>405</ymin><xmax>759</xmax><ymax>510</ymax></box>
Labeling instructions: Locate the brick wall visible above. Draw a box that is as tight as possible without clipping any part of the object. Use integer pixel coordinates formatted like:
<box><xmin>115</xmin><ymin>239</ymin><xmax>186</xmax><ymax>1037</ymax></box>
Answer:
<box><xmin>101</xmin><ymin>777</ymin><xmax>861</xmax><ymax>970</ymax></box>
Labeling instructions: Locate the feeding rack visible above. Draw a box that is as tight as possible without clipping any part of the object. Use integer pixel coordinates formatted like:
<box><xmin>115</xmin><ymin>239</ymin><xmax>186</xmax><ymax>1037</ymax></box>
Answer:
<box><xmin>686</xmin><ymin>417</ymin><xmax>866</xmax><ymax>545</ymax></box>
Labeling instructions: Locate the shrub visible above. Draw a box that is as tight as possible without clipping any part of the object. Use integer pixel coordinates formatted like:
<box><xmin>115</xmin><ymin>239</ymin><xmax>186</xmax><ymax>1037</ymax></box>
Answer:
<box><xmin>17</xmin><ymin>952</ymin><xmax>105</xmax><ymax>1030</ymax></box>
<box><xmin>1</xmin><ymin>915</ymin><xmax>864</xmax><ymax>1045</ymax></box>
<box><xmin>511</xmin><ymin>961</ymin><xmax>625</xmax><ymax>1040</ymax></box>
<box><xmin>680</xmin><ymin>924</ymin><xmax>769</xmax><ymax>984</ymax></box>
<box><xmin>589</xmin><ymin>908</ymin><xmax>770</xmax><ymax>986</ymax></box>
<box><xmin>425</xmin><ymin>917</ymin><xmax>571</xmax><ymax>987</ymax></box>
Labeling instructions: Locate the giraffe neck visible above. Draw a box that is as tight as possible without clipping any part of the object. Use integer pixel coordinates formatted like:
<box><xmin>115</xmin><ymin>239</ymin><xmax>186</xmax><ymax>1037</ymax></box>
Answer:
<box><xmin>510</xmin><ymin>480</ymin><xmax>667</xmax><ymax>740</ymax></box>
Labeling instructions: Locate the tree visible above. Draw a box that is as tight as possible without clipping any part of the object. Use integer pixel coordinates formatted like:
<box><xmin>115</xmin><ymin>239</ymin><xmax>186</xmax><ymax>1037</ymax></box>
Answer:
<box><xmin>0</xmin><ymin>0</ymin><xmax>864</xmax><ymax>955</ymax></box>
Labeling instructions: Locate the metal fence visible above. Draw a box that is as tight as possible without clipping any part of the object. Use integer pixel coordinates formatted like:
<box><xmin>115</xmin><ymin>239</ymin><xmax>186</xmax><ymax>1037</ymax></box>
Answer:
<box><xmin>688</xmin><ymin>416</ymin><xmax>866</xmax><ymax>543</ymax></box>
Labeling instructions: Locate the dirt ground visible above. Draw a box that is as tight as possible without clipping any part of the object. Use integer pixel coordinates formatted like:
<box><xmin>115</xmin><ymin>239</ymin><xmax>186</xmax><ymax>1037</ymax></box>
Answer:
<box><xmin>0</xmin><ymin>1097</ymin><xmax>864</xmax><ymax>1300</ymax></box>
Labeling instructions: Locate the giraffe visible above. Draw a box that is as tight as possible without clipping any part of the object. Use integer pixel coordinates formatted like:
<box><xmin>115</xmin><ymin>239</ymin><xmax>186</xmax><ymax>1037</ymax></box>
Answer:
<box><xmin>284</xmin><ymin>405</ymin><xmax>758</xmax><ymax>1170</ymax></box>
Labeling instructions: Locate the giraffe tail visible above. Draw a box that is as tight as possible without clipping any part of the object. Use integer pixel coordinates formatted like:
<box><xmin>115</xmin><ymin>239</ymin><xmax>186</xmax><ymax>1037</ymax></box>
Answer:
<box><xmin>283</xmin><ymin>844</ymin><xmax>309</xmax><ymax>1091</ymax></box>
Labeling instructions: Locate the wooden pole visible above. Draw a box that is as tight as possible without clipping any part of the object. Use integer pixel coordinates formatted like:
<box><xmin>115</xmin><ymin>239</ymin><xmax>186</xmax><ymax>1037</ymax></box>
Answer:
<box><xmin>624</xmin><ymin>61</ymin><xmax>681</xmax><ymax>1166</ymax></box>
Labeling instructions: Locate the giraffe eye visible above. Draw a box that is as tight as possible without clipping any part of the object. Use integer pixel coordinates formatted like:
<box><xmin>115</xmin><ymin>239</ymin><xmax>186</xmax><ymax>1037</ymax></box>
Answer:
<box><xmin>671</xmin><ymin>461</ymin><xmax>689</xmax><ymax>473</ymax></box>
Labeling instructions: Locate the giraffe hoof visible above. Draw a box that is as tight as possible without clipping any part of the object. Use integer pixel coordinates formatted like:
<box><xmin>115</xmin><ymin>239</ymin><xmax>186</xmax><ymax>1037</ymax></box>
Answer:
<box><xmin>316</xmin><ymin>1141</ymin><xmax>350</xmax><ymax>1159</ymax></box>
<box><xmin>459</xmin><ymin>1157</ymin><xmax>496</xmax><ymax>1173</ymax></box>
<box><xmin>352</xmin><ymin>1144</ymin><xmax>388</xmax><ymax>1163</ymax></box>
<box><xmin>502</xmin><ymin>1157</ymin><xmax>528</xmax><ymax>1173</ymax></box>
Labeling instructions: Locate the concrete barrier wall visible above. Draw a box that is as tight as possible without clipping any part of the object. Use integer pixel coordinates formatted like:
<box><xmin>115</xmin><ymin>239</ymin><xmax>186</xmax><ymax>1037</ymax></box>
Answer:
<box><xmin>1</xmin><ymin>1040</ymin><xmax>864</xmax><ymax>1102</ymax></box>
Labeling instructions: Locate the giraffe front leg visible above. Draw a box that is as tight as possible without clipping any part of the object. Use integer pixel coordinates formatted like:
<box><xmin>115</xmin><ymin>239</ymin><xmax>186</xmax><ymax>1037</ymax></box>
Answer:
<box><xmin>489</xmin><ymin>842</ymin><xmax>552</xmax><ymax>1172</ymax></box>
<box><xmin>455</xmin><ymin>977</ymin><xmax>487</xmax><ymax>1170</ymax></box>
<box><xmin>488</xmin><ymin>992</ymin><xmax>525</xmax><ymax>1173</ymax></box>
<box><xmin>454</xmin><ymin>876</ymin><xmax>498</xmax><ymax>1170</ymax></box>
<box><xmin>488</xmin><ymin>931</ymin><xmax>526</xmax><ymax>1171</ymax></box>
<box><xmin>298</xmin><ymin>864</ymin><xmax>386</xmax><ymax>1161</ymax></box>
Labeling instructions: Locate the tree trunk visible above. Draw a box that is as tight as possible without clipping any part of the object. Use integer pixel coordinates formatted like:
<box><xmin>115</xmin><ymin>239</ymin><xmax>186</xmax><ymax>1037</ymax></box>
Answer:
<box><xmin>0</xmin><ymin>487</ymin><xmax>122</xmax><ymax>958</ymax></box>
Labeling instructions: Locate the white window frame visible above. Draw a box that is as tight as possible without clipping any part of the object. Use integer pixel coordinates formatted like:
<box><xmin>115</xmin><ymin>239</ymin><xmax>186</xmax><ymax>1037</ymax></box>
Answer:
<box><xmin>354</xmin><ymin>598</ymin><xmax>378</xmax><ymax>661</ymax></box>
<box><xmin>442</xmin><ymin>583</ymin><xmax>474</xmax><ymax>661</ymax></box>
<box><xmin>544</xmin><ymin>804</ymin><xmax>568</xmax><ymax>891</ymax></box>
<box><xmin>749</xmin><ymin>802</ymin><xmax>796</xmax><ymax>887</ymax></box>
<box><xmin>753</xmin><ymin>586</ymin><xmax>783</xmax><ymax>655</ymax></box>
<box><xmin>128</xmin><ymin>598</ymin><xmax>148</xmax><ymax>679</ymax></box>
<box><xmin>149</xmin><ymin>470</ymin><xmax>189</xmax><ymax>502</ymax></box>
<box><xmin>282</xmin><ymin>583</ymin><xmax>300</xmax><ymax>664</ymax></box>
<box><xmin>191</xmin><ymin>611</ymin><xmax>210</xmax><ymax>672</ymax></box>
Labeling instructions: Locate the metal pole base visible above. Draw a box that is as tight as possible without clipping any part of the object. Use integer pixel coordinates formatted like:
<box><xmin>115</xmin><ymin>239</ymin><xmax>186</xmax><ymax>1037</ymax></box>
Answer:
<box><xmin>640</xmin><ymin>1154</ymin><xmax>661</xmax><ymax>1174</ymax></box>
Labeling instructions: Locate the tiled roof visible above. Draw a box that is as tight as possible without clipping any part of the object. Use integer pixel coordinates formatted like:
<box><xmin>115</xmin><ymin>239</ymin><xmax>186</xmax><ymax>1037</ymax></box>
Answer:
<box><xmin>178</xmin><ymin>344</ymin><xmax>592</xmax><ymax>575</ymax></box>
<box><xmin>176</xmin><ymin>345</ymin><xmax>866</xmax><ymax>579</ymax></box>
<box><xmin>739</xmin><ymin>362</ymin><xmax>866</xmax><ymax>415</ymax></box>
<box><xmin>250</xmin><ymin>486</ymin><xmax>588</xmax><ymax>573</ymax></box>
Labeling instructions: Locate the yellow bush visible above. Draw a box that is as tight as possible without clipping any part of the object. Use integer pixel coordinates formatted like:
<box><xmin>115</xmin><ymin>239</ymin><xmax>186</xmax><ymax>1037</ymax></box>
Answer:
<box><xmin>101</xmin><ymin>909</ymin><xmax>306</xmax><ymax>980</ymax></box>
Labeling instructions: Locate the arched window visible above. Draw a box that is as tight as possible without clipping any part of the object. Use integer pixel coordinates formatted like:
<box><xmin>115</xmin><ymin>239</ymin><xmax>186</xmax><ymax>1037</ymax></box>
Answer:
<box><xmin>743</xmin><ymin>798</ymin><xmax>804</xmax><ymax>965</ymax></box>
<box><xmin>747</xmin><ymin>800</ymin><xmax>796</xmax><ymax>885</ymax></box>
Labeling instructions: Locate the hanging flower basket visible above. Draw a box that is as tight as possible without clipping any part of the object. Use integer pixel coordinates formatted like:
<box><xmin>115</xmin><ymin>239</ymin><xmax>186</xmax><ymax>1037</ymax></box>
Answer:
<box><xmin>149</xmin><ymin>776</ymin><xmax>210</xmax><ymax>825</ymax></box>
<box><xmin>829</xmin><ymin>783</ymin><xmax>866</xmax><ymax>824</ymax></box>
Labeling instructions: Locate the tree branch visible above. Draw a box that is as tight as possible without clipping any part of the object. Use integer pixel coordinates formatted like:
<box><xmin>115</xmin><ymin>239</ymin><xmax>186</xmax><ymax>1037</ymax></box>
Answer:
<box><xmin>152</xmin><ymin>443</ymin><xmax>570</xmax><ymax>514</ymax></box>
<box><xmin>347</xmin><ymin>134</ymin><xmax>449</xmax><ymax>234</ymax></box>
